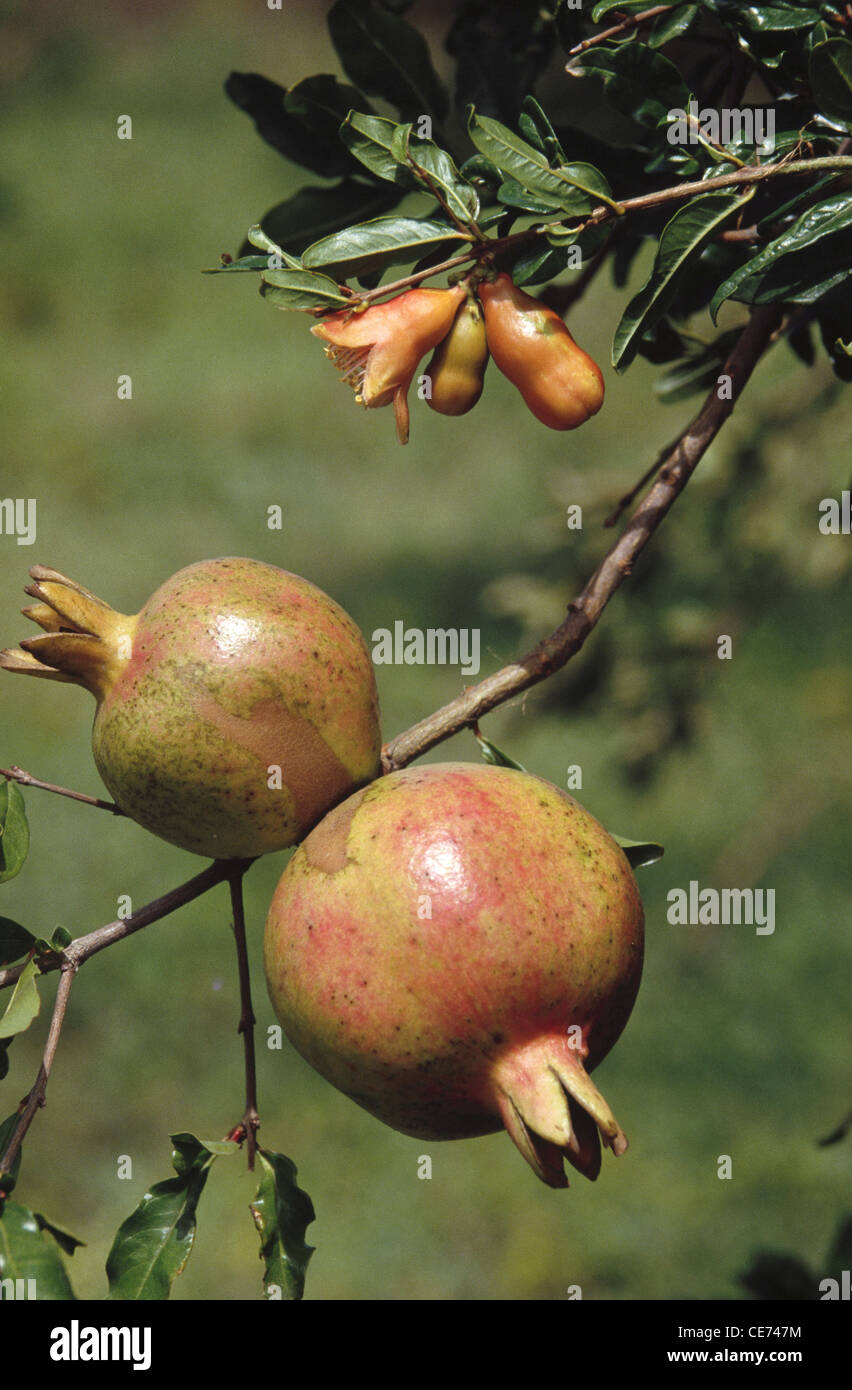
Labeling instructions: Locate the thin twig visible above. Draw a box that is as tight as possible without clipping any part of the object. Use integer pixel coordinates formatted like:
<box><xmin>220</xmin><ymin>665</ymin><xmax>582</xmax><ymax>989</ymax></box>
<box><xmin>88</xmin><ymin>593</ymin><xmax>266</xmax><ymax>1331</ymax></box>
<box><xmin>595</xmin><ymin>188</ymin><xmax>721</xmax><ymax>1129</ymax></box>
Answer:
<box><xmin>0</xmin><ymin>859</ymin><xmax>235</xmax><ymax>992</ymax></box>
<box><xmin>565</xmin><ymin>5</ymin><xmax>672</xmax><ymax>58</ymax></box>
<box><xmin>1</xmin><ymin>765</ymin><xmax>124</xmax><ymax>815</ymax></box>
<box><xmin>228</xmin><ymin>861</ymin><xmax>260</xmax><ymax>1170</ymax></box>
<box><xmin>0</xmin><ymin>964</ymin><xmax>76</xmax><ymax>1181</ymax></box>
<box><xmin>382</xmin><ymin>303</ymin><xmax>782</xmax><ymax>771</ymax></box>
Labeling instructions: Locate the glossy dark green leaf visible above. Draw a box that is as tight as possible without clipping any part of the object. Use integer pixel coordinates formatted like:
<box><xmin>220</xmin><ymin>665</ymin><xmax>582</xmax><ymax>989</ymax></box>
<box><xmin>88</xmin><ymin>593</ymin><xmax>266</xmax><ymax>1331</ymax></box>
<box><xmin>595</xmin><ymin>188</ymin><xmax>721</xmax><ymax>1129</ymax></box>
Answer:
<box><xmin>474</xmin><ymin>731</ymin><xmax>527</xmax><ymax>772</ymax></box>
<box><xmin>740</xmin><ymin>6</ymin><xmax>820</xmax><ymax>33</ymax></box>
<box><xmin>241</xmin><ymin>181</ymin><xmax>402</xmax><ymax>263</ymax></box>
<box><xmin>340</xmin><ymin>112</ymin><xmax>420</xmax><ymax>186</ymax></box>
<box><xmin>809</xmin><ymin>39</ymin><xmax>852</xmax><ymax>125</ymax></box>
<box><xmin>511</xmin><ymin>242</ymin><xmax>570</xmax><ymax>286</ymax></box>
<box><xmin>260</xmin><ymin>269</ymin><xmax>351</xmax><ymax>313</ymax></box>
<box><xmin>250</xmin><ymin>1149</ymin><xmax>316</xmax><ymax>1301</ymax></box>
<box><xmin>650</xmin><ymin>4</ymin><xmax>700</xmax><ymax>47</ymax></box>
<box><xmin>202</xmin><ymin>254</ymin><xmax>272</xmax><ymax>274</ymax></box>
<box><xmin>519</xmin><ymin>95</ymin><xmax>566</xmax><ymax>164</ymax></box>
<box><xmin>569</xmin><ymin>43</ymin><xmax>689</xmax><ymax>129</ymax></box>
<box><xmin>328</xmin><ymin>0</ymin><xmax>447</xmax><ymax>121</ymax></box>
<box><xmin>460</xmin><ymin>154</ymin><xmax>502</xmax><ymax>188</ymax></box>
<box><xmin>0</xmin><ymin>1200</ymin><xmax>76</xmax><ymax>1298</ymax></box>
<box><xmin>50</xmin><ymin>925</ymin><xmax>72</xmax><ymax>950</ymax></box>
<box><xmin>302</xmin><ymin>216</ymin><xmax>469</xmax><ymax>279</ymax></box>
<box><xmin>0</xmin><ymin>917</ymin><xmax>35</xmax><ymax>966</ymax></box>
<box><xmin>0</xmin><ymin>1113</ymin><xmax>22</xmax><ymax>1186</ymax></box>
<box><xmin>34</xmin><ymin>1212</ymin><xmax>85</xmax><ymax>1256</ymax></box>
<box><xmin>614</xmin><ymin>192</ymin><xmax>751</xmax><ymax>368</ymax></box>
<box><xmin>468</xmin><ymin>110</ymin><xmax>614</xmax><ymax>213</ymax></box>
<box><xmin>591</xmin><ymin>0</ymin><xmax>653</xmax><ymax>18</ymax></box>
<box><xmin>611</xmin><ymin>835</ymin><xmax>665</xmax><ymax>869</ymax></box>
<box><xmin>392</xmin><ymin>128</ymin><xmax>480</xmax><ymax>224</ymax></box>
<box><xmin>0</xmin><ymin>782</ymin><xmax>29</xmax><ymax>884</ymax></box>
<box><xmin>710</xmin><ymin>192</ymin><xmax>852</xmax><ymax>320</ymax></box>
<box><xmin>246</xmin><ymin>225</ymin><xmax>301</xmax><ymax>267</ymax></box>
<box><xmin>106</xmin><ymin>1133</ymin><xmax>220</xmax><ymax>1300</ymax></box>
<box><xmin>225</xmin><ymin>72</ymin><xmax>353</xmax><ymax>177</ymax></box>
<box><xmin>497</xmin><ymin>178</ymin><xmax>563</xmax><ymax>214</ymax></box>
<box><xmin>0</xmin><ymin>959</ymin><xmax>40</xmax><ymax>1040</ymax></box>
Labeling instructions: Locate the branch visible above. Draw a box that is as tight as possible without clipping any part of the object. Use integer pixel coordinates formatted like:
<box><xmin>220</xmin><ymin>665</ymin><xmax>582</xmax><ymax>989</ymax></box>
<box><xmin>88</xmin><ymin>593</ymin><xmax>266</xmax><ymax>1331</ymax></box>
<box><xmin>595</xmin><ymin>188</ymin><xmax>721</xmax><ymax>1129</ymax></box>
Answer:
<box><xmin>1</xmin><ymin>765</ymin><xmax>124</xmax><ymax>816</ymax></box>
<box><xmin>0</xmin><ymin>964</ymin><xmax>76</xmax><ymax>1181</ymax></box>
<box><xmin>0</xmin><ymin>858</ymin><xmax>236</xmax><ymax>992</ymax></box>
<box><xmin>382</xmin><ymin>303</ymin><xmax>782</xmax><ymax>771</ymax></box>
<box><xmin>565</xmin><ymin>5</ymin><xmax>672</xmax><ymax>57</ymax></box>
<box><xmin>228</xmin><ymin>862</ymin><xmax>260</xmax><ymax>1170</ymax></box>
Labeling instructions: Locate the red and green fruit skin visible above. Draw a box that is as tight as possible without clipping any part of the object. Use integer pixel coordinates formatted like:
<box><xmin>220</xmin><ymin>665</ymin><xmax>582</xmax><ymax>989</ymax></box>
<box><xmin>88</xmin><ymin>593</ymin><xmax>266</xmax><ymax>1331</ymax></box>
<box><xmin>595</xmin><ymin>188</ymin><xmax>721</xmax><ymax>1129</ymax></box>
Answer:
<box><xmin>264</xmin><ymin>761</ymin><xmax>644</xmax><ymax>1186</ymax></box>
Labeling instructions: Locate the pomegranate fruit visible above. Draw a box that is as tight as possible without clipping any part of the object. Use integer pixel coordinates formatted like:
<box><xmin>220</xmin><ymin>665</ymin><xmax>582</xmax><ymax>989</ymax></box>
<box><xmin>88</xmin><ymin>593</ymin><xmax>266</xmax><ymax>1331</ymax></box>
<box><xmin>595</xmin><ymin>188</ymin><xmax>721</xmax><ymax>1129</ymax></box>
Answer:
<box><xmin>264</xmin><ymin>762</ymin><xmax>644</xmax><ymax>1188</ymax></box>
<box><xmin>424</xmin><ymin>294</ymin><xmax>489</xmax><ymax>416</ymax></box>
<box><xmin>477</xmin><ymin>272</ymin><xmax>605</xmax><ymax>430</ymax></box>
<box><xmin>0</xmin><ymin>558</ymin><xmax>381</xmax><ymax>859</ymax></box>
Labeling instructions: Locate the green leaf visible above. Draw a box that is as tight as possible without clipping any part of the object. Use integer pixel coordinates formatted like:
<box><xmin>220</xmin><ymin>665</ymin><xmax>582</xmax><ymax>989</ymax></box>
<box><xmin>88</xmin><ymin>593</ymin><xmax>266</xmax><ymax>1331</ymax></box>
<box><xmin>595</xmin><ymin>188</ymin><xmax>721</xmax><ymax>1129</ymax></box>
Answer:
<box><xmin>328</xmin><ymin>0</ymin><xmax>448</xmax><ymax>121</ymax></box>
<box><xmin>0</xmin><ymin>917</ymin><xmax>36</xmax><ymax>966</ymax></box>
<box><xmin>739</xmin><ymin>6</ymin><xmax>820</xmax><ymax>33</ymax></box>
<box><xmin>591</xmin><ymin>0</ymin><xmax>653</xmax><ymax>19</ymax></box>
<box><xmin>260</xmin><ymin>268</ymin><xmax>351</xmax><ymax>313</ymax></box>
<box><xmin>810</xmin><ymin>39</ymin><xmax>852</xmax><ymax>125</ymax></box>
<box><xmin>0</xmin><ymin>1200</ymin><xmax>76</xmax><ymax>1298</ymax></box>
<box><xmin>392</xmin><ymin>127</ymin><xmax>480</xmax><ymax>224</ymax></box>
<box><xmin>611</xmin><ymin>835</ymin><xmax>665</xmax><ymax>869</ymax></box>
<box><xmin>34</xmin><ymin>1212</ymin><xmax>86</xmax><ymax>1256</ymax></box>
<box><xmin>650</xmin><ymin>4</ymin><xmax>700</xmax><ymax>47</ymax></box>
<box><xmin>468</xmin><ymin>110</ymin><xmax>615</xmax><ymax>214</ymax></box>
<box><xmin>569</xmin><ymin>43</ymin><xmax>689</xmax><ymax>129</ymax></box>
<box><xmin>106</xmin><ymin>1133</ymin><xmax>219</xmax><ymax>1300</ymax></box>
<box><xmin>710</xmin><ymin>191</ymin><xmax>852</xmax><ymax>320</ymax></box>
<box><xmin>202</xmin><ymin>254</ymin><xmax>274</xmax><ymax>274</ymax></box>
<box><xmin>250</xmin><ymin>1148</ymin><xmax>316</xmax><ymax>1301</ymax></box>
<box><xmin>0</xmin><ymin>782</ymin><xmax>29</xmax><ymax>884</ymax></box>
<box><xmin>340</xmin><ymin>112</ymin><xmax>420</xmax><ymax>187</ymax></box>
<box><xmin>284</xmin><ymin>73</ymin><xmax>373</xmax><ymax>147</ymax></box>
<box><xmin>510</xmin><ymin>242</ymin><xmax>570</xmax><ymax>287</ymax></box>
<box><xmin>0</xmin><ymin>959</ymin><xmax>40</xmax><ymax>1040</ymax></box>
<box><xmin>302</xmin><ymin>216</ymin><xmax>469</xmax><ymax>279</ymax></box>
<box><xmin>0</xmin><ymin>1112</ymin><xmax>22</xmax><ymax>1186</ymax></box>
<box><xmin>497</xmin><ymin>178</ymin><xmax>563</xmax><ymax>215</ymax></box>
<box><xmin>519</xmin><ymin>95</ymin><xmax>566</xmax><ymax>165</ymax></box>
<box><xmin>653</xmin><ymin>331</ymin><xmax>741</xmax><ymax>403</ymax></box>
<box><xmin>613</xmin><ymin>192</ymin><xmax>752</xmax><ymax>369</ymax></box>
<box><xmin>50</xmin><ymin>925</ymin><xmax>72</xmax><ymax>950</ymax></box>
<box><xmin>242</xmin><ymin>182</ymin><xmax>402</xmax><ymax>262</ymax></box>
<box><xmin>225</xmin><ymin>72</ymin><xmax>354</xmax><ymax>178</ymax></box>
<box><xmin>246</xmin><ymin>225</ymin><xmax>301</xmax><ymax>267</ymax></box>
<box><xmin>474</xmin><ymin>731</ymin><xmax>527</xmax><ymax>772</ymax></box>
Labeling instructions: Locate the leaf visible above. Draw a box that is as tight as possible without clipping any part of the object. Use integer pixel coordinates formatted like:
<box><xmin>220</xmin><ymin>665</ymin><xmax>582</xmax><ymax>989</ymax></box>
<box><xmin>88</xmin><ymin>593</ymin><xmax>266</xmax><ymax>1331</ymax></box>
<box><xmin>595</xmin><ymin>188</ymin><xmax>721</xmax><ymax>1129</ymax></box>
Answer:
<box><xmin>224</xmin><ymin>72</ymin><xmax>354</xmax><ymax>178</ymax></box>
<box><xmin>474</xmin><ymin>731</ymin><xmax>527</xmax><ymax>772</ymax></box>
<box><xmin>809</xmin><ymin>39</ymin><xmax>852</xmax><ymax>125</ymax></box>
<box><xmin>50</xmin><ymin>925</ymin><xmax>72</xmax><ymax>950</ymax></box>
<box><xmin>649</xmin><ymin>4</ymin><xmax>700</xmax><ymax>48</ymax></box>
<box><xmin>241</xmin><ymin>181</ymin><xmax>402</xmax><ymax>262</ymax></box>
<box><xmin>497</xmin><ymin>178</ymin><xmax>563</xmax><ymax>215</ymax></box>
<box><xmin>250</xmin><ymin>1148</ymin><xmax>316</xmax><ymax>1301</ymax></box>
<box><xmin>0</xmin><ymin>1112</ymin><xmax>22</xmax><ymax>1186</ymax></box>
<box><xmin>105</xmin><ymin>1133</ymin><xmax>220</xmax><ymax>1300</ymax></box>
<box><xmin>0</xmin><ymin>1200</ymin><xmax>76</xmax><ymax>1299</ymax></box>
<box><xmin>34</xmin><ymin>1212</ymin><xmax>86</xmax><ymax>1256</ymax></box>
<box><xmin>260</xmin><ymin>269</ymin><xmax>352</xmax><ymax>313</ymax></box>
<box><xmin>0</xmin><ymin>959</ymin><xmax>41</xmax><ymax>1041</ymax></box>
<box><xmin>340</xmin><ymin>112</ymin><xmax>421</xmax><ymax>187</ymax></box>
<box><xmin>613</xmin><ymin>192</ymin><xmax>752</xmax><ymax>369</ymax></box>
<box><xmin>591</xmin><ymin>0</ymin><xmax>655</xmax><ymax>19</ymax></box>
<box><xmin>0</xmin><ymin>782</ymin><xmax>29</xmax><ymax>884</ymax></box>
<box><xmin>611</xmin><ymin>834</ymin><xmax>665</xmax><ymax>869</ymax></box>
<box><xmin>0</xmin><ymin>917</ymin><xmax>36</xmax><ymax>967</ymax></box>
<box><xmin>739</xmin><ymin>6</ymin><xmax>821</xmax><ymax>33</ymax></box>
<box><xmin>519</xmin><ymin>95</ymin><xmax>566</xmax><ymax>165</ymax></box>
<box><xmin>392</xmin><ymin>127</ymin><xmax>480</xmax><ymax>224</ymax></box>
<box><xmin>284</xmin><ymin>73</ymin><xmax>373</xmax><ymax>147</ymax></box>
<box><xmin>327</xmin><ymin>0</ymin><xmax>447</xmax><ymax>122</ymax></box>
<box><xmin>246</xmin><ymin>225</ymin><xmax>301</xmax><ymax>267</ymax></box>
<box><xmin>468</xmin><ymin>110</ymin><xmax>615</xmax><ymax>214</ymax></box>
<box><xmin>710</xmin><ymin>191</ymin><xmax>852</xmax><ymax>320</ymax></box>
<box><xmin>302</xmin><ymin>216</ymin><xmax>469</xmax><ymax>279</ymax></box>
<box><xmin>568</xmin><ymin>43</ymin><xmax>689</xmax><ymax>129</ymax></box>
<box><xmin>202</xmin><ymin>254</ymin><xmax>274</xmax><ymax>274</ymax></box>
<box><xmin>653</xmin><ymin>331</ymin><xmax>742</xmax><ymax>402</ymax></box>
<box><xmin>510</xmin><ymin>241</ymin><xmax>570</xmax><ymax>287</ymax></box>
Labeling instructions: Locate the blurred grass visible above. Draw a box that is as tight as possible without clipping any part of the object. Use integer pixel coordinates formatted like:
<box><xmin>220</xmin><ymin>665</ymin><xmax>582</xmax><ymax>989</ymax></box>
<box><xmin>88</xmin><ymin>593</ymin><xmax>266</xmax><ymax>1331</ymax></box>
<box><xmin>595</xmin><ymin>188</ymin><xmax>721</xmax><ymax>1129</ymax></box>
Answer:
<box><xmin>0</xmin><ymin>1</ymin><xmax>849</xmax><ymax>1301</ymax></box>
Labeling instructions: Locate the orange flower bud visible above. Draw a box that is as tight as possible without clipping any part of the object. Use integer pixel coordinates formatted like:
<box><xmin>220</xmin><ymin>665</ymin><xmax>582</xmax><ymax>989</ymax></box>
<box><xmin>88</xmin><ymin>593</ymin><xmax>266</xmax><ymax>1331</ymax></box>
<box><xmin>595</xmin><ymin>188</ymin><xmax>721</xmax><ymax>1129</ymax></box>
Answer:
<box><xmin>425</xmin><ymin>296</ymin><xmax>489</xmax><ymax>417</ymax></box>
<box><xmin>477</xmin><ymin>273</ymin><xmax>604</xmax><ymax>430</ymax></box>
<box><xmin>311</xmin><ymin>284</ymin><xmax>466</xmax><ymax>444</ymax></box>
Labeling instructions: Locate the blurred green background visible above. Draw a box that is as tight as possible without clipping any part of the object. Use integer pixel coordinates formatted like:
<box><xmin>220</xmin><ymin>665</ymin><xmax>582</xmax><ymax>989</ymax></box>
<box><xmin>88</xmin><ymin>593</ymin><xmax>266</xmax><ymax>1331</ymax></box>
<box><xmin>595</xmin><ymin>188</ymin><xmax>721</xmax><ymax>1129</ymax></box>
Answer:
<box><xmin>1</xmin><ymin>0</ymin><xmax>849</xmax><ymax>1301</ymax></box>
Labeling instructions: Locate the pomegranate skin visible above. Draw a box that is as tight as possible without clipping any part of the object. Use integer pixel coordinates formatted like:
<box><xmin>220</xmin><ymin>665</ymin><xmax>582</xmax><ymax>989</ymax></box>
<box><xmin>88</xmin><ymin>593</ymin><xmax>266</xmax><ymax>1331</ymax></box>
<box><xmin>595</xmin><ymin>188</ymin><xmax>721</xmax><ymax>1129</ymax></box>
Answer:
<box><xmin>264</xmin><ymin>762</ymin><xmax>644</xmax><ymax>1187</ymax></box>
<box><xmin>0</xmin><ymin>558</ymin><xmax>381</xmax><ymax>859</ymax></box>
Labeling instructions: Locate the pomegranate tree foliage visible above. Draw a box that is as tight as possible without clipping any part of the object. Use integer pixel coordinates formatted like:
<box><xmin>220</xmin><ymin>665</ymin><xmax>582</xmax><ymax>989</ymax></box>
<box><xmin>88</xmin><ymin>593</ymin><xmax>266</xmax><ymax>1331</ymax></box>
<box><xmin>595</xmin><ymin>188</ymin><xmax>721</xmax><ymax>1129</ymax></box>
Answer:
<box><xmin>1</xmin><ymin>0</ymin><xmax>850</xmax><ymax>1303</ymax></box>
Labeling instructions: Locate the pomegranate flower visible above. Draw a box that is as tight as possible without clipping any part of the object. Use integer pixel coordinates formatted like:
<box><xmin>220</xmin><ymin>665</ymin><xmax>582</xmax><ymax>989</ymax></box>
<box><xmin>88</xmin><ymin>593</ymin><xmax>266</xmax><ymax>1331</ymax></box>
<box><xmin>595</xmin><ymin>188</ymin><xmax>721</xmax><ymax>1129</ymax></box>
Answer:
<box><xmin>311</xmin><ymin>284</ymin><xmax>465</xmax><ymax>444</ymax></box>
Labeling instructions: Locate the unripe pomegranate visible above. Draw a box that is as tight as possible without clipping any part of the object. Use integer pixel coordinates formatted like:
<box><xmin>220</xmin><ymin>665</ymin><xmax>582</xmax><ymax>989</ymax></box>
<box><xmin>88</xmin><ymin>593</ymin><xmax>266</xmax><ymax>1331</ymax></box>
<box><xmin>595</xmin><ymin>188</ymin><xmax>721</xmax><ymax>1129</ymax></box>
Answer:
<box><xmin>477</xmin><ymin>272</ymin><xmax>605</xmax><ymax>430</ymax></box>
<box><xmin>264</xmin><ymin>762</ymin><xmax>643</xmax><ymax>1188</ymax></box>
<box><xmin>0</xmin><ymin>558</ymin><xmax>381</xmax><ymax>859</ymax></box>
<box><xmin>424</xmin><ymin>295</ymin><xmax>489</xmax><ymax>416</ymax></box>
